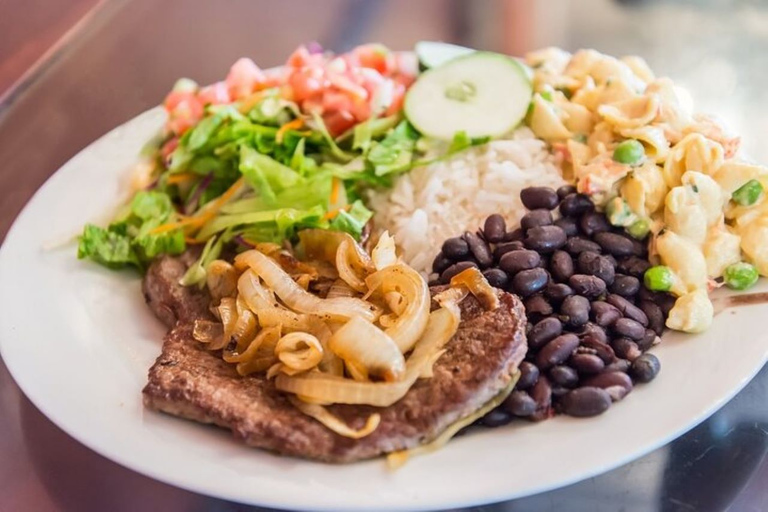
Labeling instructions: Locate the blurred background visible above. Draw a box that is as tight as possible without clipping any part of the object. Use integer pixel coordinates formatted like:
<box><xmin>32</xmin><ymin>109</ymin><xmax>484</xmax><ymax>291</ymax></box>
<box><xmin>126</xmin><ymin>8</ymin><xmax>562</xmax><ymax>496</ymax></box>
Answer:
<box><xmin>2</xmin><ymin>1</ymin><xmax>768</xmax><ymax>511</ymax></box>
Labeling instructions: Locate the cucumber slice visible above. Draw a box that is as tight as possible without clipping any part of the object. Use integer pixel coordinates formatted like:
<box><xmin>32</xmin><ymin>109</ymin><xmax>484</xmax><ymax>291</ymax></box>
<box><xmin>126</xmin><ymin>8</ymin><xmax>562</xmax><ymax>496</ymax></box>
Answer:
<box><xmin>415</xmin><ymin>41</ymin><xmax>475</xmax><ymax>70</ymax></box>
<box><xmin>404</xmin><ymin>52</ymin><xmax>532</xmax><ymax>140</ymax></box>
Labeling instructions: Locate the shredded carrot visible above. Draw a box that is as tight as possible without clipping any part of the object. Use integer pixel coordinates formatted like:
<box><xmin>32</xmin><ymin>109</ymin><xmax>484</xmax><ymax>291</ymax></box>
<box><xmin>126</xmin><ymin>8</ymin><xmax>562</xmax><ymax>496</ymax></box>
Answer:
<box><xmin>276</xmin><ymin>118</ymin><xmax>305</xmax><ymax>144</ymax></box>
<box><xmin>151</xmin><ymin>177</ymin><xmax>245</xmax><ymax>235</ymax></box>
<box><xmin>330</xmin><ymin>177</ymin><xmax>341</xmax><ymax>204</ymax></box>
<box><xmin>238</xmin><ymin>91</ymin><xmax>267</xmax><ymax>113</ymax></box>
<box><xmin>323</xmin><ymin>204</ymin><xmax>352</xmax><ymax>220</ymax></box>
<box><xmin>166</xmin><ymin>172</ymin><xmax>198</xmax><ymax>185</ymax></box>
<box><xmin>185</xmin><ymin>236</ymin><xmax>204</xmax><ymax>244</ymax></box>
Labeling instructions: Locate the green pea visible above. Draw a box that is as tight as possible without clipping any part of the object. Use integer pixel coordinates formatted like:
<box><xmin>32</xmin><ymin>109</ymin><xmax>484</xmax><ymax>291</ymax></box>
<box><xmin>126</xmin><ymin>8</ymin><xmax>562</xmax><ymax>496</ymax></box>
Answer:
<box><xmin>732</xmin><ymin>180</ymin><xmax>763</xmax><ymax>206</ymax></box>
<box><xmin>627</xmin><ymin>218</ymin><xmax>650</xmax><ymax>239</ymax></box>
<box><xmin>644</xmin><ymin>265</ymin><xmax>674</xmax><ymax>292</ymax></box>
<box><xmin>613</xmin><ymin>139</ymin><xmax>645</xmax><ymax>166</ymax></box>
<box><xmin>723</xmin><ymin>262</ymin><xmax>759</xmax><ymax>290</ymax></box>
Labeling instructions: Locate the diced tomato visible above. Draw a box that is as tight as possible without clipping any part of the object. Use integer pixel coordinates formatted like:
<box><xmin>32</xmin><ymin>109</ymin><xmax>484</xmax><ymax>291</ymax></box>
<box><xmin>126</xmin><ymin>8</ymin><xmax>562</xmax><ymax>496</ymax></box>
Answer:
<box><xmin>325</xmin><ymin>56</ymin><xmax>348</xmax><ymax>75</ymax></box>
<box><xmin>322</xmin><ymin>91</ymin><xmax>355</xmax><ymax>115</ymax></box>
<box><xmin>166</xmin><ymin>97</ymin><xmax>204</xmax><ymax>135</ymax></box>
<box><xmin>163</xmin><ymin>90</ymin><xmax>195</xmax><ymax>112</ymax></box>
<box><xmin>226</xmin><ymin>58</ymin><xmax>266</xmax><ymax>100</ymax></box>
<box><xmin>384</xmin><ymin>81</ymin><xmax>406</xmax><ymax>117</ymax></box>
<box><xmin>288</xmin><ymin>66</ymin><xmax>326</xmax><ymax>102</ymax></box>
<box><xmin>161</xmin><ymin>137</ymin><xmax>179</xmax><ymax>161</ymax></box>
<box><xmin>394</xmin><ymin>52</ymin><xmax>419</xmax><ymax>79</ymax></box>
<box><xmin>350</xmin><ymin>44</ymin><xmax>394</xmax><ymax>75</ymax></box>
<box><xmin>198</xmin><ymin>81</ymin><xmax>231</xmax><ymax>106</ymax></box>
<box><xmin>287</xmin><ymin>45</ymin><xmax>323</xmax><ymax>68</ymax></box>
<box><xmin>322</xmin><ymin>110</ymin><xmax>357</xmax><ymax>137</ymax></box>
<box><xmin>327</xmin><ymin>73</ymin><xmax>368</xmax><ymax>103</ymax></box>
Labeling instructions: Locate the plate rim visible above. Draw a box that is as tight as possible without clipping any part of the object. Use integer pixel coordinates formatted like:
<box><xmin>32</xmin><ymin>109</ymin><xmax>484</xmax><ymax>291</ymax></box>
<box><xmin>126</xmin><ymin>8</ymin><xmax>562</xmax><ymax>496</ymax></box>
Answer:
<box><xmin>1</xmin><ymin>106</ymin><xmax>767</xmax><ymax>512</ymax></box>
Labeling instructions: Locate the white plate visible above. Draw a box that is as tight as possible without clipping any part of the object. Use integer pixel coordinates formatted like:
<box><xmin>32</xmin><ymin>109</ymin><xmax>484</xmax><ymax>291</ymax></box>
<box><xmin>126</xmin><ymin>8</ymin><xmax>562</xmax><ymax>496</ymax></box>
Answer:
<box><xmin>1</xmin><ymin>107</ymin><xmax>767</xmax><ymax>512</ymax></box>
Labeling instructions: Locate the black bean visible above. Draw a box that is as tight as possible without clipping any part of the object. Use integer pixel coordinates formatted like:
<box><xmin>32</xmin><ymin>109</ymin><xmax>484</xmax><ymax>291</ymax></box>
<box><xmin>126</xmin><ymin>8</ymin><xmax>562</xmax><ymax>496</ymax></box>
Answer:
<box><xmin>631</xmin><ymin>353</ymin><xmax>661</xmax><ymax>383</ymax></box>
<box><xmin>525</xmin><ymin>294</ymin><xmax>553</xmax><ymax>319</ymax></box>
<box><xmin>516</xmin><ymin>361</ymin><xmax>540</xmax><ymax>390</ymax></box>
<box><xmin>569</xmin><ymin>274</ymin><xmax>607</xmax><ymax>298</ymax></box>
<box><xmin>610</xmin><ymin>274</ymin><xmax>640</xmax><ymax>297</ymax></box>
<box><xmin>557</xmin><ymin>184</ymin><xmax>577</xmax><ymax>200</ymax></box>
<box><xmin>637</xmin><ymin>328</ymin><xmax>658</xmax><ymax>352</ymax></box>
<box><xmin>579</xmin><ymin>212</ymin><xmax>612</xmax><ymax>237</ymax></box>
<box><xmin>550</xmin><ymin>250</ymin><xmax>574</xmax><ymax>282</ymax></box>
<box><xmin>521</xmin><ymin>186</ymin><xmax>559</xmax><ymax>210</ymax></box>
<box><xmin>536</xmin><ymin>333</ymin><xmax>580</xmax><ymax>369</ymax></box>
<box><xmin>554</xmin><ymin>217</ymin><xmax>579</xmax><ymax>237</ymax></box>
<box><xmin>482</xmin><ymin>268</ymin><xmax>509</xmax><ymax>289</ymax></box>
<box><xmin>578</xmin><ymin>322</ymin><xmax>609</xmax><ymax>345</ymax></box>
<box><xmin>591</xmin><ymin>300</ymin><xmax>622</xmax><ymax>327</ymax></box>
<box><xmin>545</xmin><ymin>282</ymin><xmax>574</xmax><ymax>303</ymax></box>
<box><xmin>638</xmin><ymin>300</ymin><xmax>665</xmax><ymax>336</ymax></box>
<box><xmin>432</xmin><ymin>251</ymin><xmax>453</xmax><ymax>274</ymax></box>
<box><xmin>549</xmin><ymin>365</ymin><xmax>579</xmax><ymax>387</ymax></box>
<box><xmin>463</xmin><ymin>232</ymin><xmax>493</xmax><ymax>268</ymax></box>
<box><xmin>594</xmin><ymin>232</ymin><xmax>637</xmax><ymax>257</ymax></box>
<box><xmin>551</xmin><ymin>385</ymin><xmax>571</xmax><ymax>398</ymax></box>
<box><xmin>493</xmin><ymin>241</ymin><xmax>525</xmax><ymax>261</ymax></box>
<box><xmin>612</xmin><ymin>317</ymin><xmax>646</xmax><ymax>341</ymax></box>
<box><xmin>524</xmin><ymin>225</ymin><xmax>567</xmax><ymax>253</ymax></box>
<box><xmin>565</xmin><ymin>237</ymin><xmax>602</xmax><ymax>255</ymax></box>
<box><xmin>504</xmin><ymin>228</ymin><xmax>524</xmax><ymax>242</ymax></box>
<box><xmin>560</xmin><ymin>387</ymin><xmax>611</xmax><ymax>417</ymax></box>
<box><xmin>630</xmin><ymin>237</ymin><xmax>648</xmax><ymax>257</ymax></box>
<box><xmin>603</xmin><ymin>254</ymin><xmax>617</xmax><ymax>267</ymax></box>
<box><xmin>617</xmin><ymin>256</ymin><xmax>651</xmax><ymax>278</ymax></box>
<box><xmin>569</xmin><ymin>353</ymin><xmax>605</xmax><ymax>374</ymax></box>
<box><xmin>521</xmin><ymin>209</ymin><xmax>554</xmax><ymax>231</ymax></box>
<box><xmin>612</xmin><ymin>337</ymin><xmax>642</xmax><ymax>362</ymax></box>
<box><xmin>528</xmin><ymin>317</ymin><xmax>563</xmax><ymax>350</ymax></box>
<box><xmin>560</xmin><ymin>295</ymin><xmax>590</xmax><ymax>327</ymax></box>
<box><xmin>583</xmin><ymin>372</ymin><xmax>633</xmax><ymax>401</ymax></box>
<box><xmin>606</xmin><ymin>294</ymin><xmax>649</xmax><ymax>326</ymax></box>
<box><xmin>442</xmin><ymin>237</ymin><xmax>470</xmax><ymax>260</ymax></box>
<box><xmin>483</xmin><ymin>214</ymin><xmax>507</xmax><ymax>243</ymax></box>
<box><xmin>576</xmin><ymin>252</ymin><xmax>615</xmax><ymax>285</ymax></box>
<box><xmin>559</xmin><ymin>193</ymin><xmax>594</xmax><ymax>217</ymax></box>
<box><xmin>604</xmin><ymin>358</ymin><xmax>631</xmax><ymax>373</ymax></box>
<box><xmin>580</xmin><ymin>337</ymin><xmax>616</xmax><ymax>363</ymax></box>
<box><xmin>499</xmin><ymin>250</ymin><xmax>541</xmax><ymax>275</ymax></box>
<box><xmin>530</xmin><ymin>375</ymin><xmax>553</xmax><ymax>421</ymax></box>
<box><xmin>512</xmin><ymin>268</ymin><xmax>549</xmax><ymax>297</ymax></box>
<box><xmin>503</xmin><ymin>391</ymin><xmax>537</xmax><ymax>417</ymax></box>
<box><xmin>440</xmin><ymin>261</ymin><xmax>478</xmax><ymax>283</ymax></box>
<box><xmin>638</xmin><ymin>289</ymin><xmax>676</xmax><ymax>318</ymax></box>
<box><xmin>481</xmin><ymin>408</ymin><xmax>512</xmax><ymax>427</ymax></box>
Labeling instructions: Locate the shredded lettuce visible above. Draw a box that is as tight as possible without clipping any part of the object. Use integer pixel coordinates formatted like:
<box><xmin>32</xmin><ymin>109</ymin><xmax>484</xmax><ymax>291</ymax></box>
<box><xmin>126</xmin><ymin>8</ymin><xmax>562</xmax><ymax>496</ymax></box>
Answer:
<box><xmin>77</xmin><ymin>191</ymin><xmax>185</xmax><ymax>269</ymax></box>
<box><xmin>366</xmin><ymin>121</ymin><xmax>419</xmax><ymax>176</ymax></box>
<box><xmin>329</xmin><ymin>200</ymin><xmax>373</xmax><ymax>237</ymax></box>
<box><xmin>239</xmin><ymin>146</ymin><xmax>301</xmax><ymax>204</ymax></box>
<box><xmin>180</xmin><ymin>234</ymin><xmax>226</xmax><ymax>287</ymax></box>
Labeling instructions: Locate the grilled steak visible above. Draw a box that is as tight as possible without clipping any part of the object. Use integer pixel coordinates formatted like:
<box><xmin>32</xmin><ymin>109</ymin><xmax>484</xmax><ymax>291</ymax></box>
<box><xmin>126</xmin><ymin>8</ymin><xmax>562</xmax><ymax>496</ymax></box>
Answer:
<box><xmin>142</xmin><ymin>254</ymin><xmax>527</xmax><ymax>462</ymax></box>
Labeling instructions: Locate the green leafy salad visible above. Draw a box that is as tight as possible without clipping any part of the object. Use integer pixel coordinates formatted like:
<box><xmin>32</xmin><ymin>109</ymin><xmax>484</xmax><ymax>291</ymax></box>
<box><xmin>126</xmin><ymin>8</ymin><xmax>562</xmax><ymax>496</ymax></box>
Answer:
<box><xmin>77</xmin><ymin>42</ymin><xmax>533</xmax><ymax>283</ymax></box>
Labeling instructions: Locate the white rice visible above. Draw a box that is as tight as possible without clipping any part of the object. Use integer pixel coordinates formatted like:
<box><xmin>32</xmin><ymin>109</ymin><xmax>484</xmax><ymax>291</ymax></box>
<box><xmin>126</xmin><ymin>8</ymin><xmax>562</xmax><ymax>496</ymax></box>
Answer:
<box><xmin>367</xmin><ymin>127</ymin><xmax>564</xmax><ymax>277</ymax></box>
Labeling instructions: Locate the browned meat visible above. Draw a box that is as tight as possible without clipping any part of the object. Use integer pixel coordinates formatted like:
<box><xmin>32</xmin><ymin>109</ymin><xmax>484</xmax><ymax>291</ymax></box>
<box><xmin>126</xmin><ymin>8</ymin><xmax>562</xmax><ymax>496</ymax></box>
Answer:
<box><xmin>142</xmin><ymin>254</ymin><xmax>527</xmax><ymax>463</ymax></box>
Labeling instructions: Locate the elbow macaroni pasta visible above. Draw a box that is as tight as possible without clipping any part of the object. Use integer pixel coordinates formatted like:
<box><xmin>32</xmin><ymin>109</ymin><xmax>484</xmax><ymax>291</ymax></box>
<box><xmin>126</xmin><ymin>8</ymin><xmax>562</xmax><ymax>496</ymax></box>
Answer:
<box><xmin>526</xmin><ymin>48</ymin><xmax>767</xmax><ymax>333</ymax></box>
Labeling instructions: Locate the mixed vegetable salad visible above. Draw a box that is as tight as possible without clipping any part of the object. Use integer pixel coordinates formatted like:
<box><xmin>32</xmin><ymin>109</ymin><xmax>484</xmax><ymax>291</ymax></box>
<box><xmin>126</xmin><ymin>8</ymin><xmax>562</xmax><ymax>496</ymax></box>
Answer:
<box><xmin>78</xmin><ymin>42</ymin><xmax>533</xmax><ymax>283</ymax></box>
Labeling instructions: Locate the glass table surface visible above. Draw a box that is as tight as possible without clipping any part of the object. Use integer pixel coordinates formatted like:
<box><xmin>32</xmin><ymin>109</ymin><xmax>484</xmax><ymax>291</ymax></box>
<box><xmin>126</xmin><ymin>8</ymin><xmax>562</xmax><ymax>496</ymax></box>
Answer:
<box><xmin>1</xmin><ymin>1</ymin><xmax>767</xmax><ymax>510</ymax></box>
